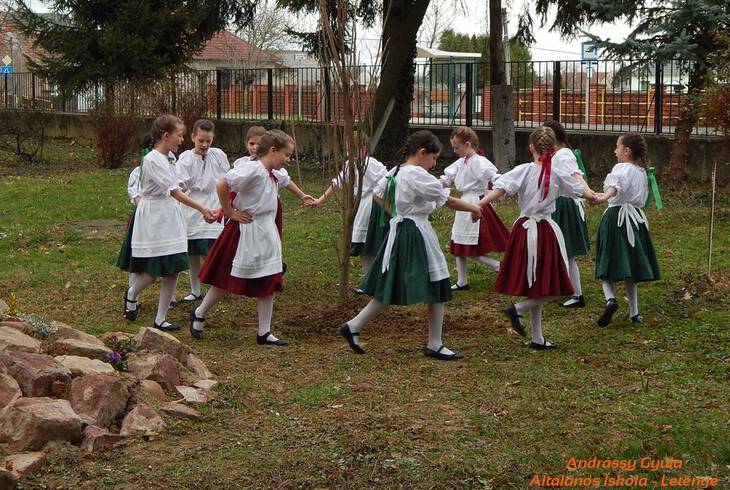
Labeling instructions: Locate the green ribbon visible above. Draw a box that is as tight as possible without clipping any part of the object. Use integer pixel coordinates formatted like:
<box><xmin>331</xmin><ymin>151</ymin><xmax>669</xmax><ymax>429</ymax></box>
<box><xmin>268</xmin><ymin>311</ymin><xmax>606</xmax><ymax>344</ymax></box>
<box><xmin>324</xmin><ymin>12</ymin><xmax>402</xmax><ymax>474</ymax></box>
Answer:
<box><xmin>645</xmin><ymin>167</ymin><xmax>663</xmax><ymax>210</ymax></box>
<box><xmin>573</xmin><ymin>148</ymin><xmax>588</xmax><ymax>179</ymax></box>
<box><xmin>379</xmin><ymin>175</ymin><xmax>397</xmax><ymax>226</ymax></box>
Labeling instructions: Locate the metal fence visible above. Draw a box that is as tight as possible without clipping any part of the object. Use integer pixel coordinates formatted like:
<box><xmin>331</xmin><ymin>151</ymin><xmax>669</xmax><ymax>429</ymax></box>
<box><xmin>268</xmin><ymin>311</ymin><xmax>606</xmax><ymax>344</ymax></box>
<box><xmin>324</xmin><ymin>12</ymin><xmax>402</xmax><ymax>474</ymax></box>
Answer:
<box><xmin>0</xmin><ymin>60</ymin><xmax>718</xmax><ymax>136</ymax></box>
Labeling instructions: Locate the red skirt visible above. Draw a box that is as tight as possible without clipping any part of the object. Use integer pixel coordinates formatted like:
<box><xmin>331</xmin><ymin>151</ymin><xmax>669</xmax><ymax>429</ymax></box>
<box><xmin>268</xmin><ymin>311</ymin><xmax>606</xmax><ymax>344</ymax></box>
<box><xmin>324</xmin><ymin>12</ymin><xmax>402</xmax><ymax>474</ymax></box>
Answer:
<box><xmin>494</xmin><ymin>217</ymin><xmax>573</xmax><ymax>297</ymax></box>
<box><xmin>450</xmin><ymin>202</ymin><xmax>510</xmax><ymax>256</ymax></box>
<box><xmin>199</xmin><ymin>219</ymin><xmax>284</xmax><ymax>297</ymax></box>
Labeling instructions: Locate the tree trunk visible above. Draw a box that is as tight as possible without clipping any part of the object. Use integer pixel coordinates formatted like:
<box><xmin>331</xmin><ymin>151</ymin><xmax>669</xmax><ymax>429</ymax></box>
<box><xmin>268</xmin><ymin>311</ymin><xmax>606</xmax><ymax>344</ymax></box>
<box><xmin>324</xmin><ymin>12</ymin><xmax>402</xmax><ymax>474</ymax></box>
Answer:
<box><xmin>668</xmin><ymin>63</ymin><xmax>708</xmax><ymax>185</ymax></box>
<box><xmin>489</xmin><ymin>0</ymin><xmax>515</xmax><ymax>170</ymax></box>
<box><xmin>368</xmin><ymin>0</ymin><xmax>431</xmax><ymax>160</ymax></box>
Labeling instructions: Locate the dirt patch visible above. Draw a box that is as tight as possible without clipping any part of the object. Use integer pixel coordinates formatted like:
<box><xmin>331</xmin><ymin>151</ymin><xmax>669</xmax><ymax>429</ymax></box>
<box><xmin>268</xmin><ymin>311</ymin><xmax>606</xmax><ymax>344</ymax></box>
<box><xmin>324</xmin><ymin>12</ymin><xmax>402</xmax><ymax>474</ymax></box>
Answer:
<box><xmin>64</xmin><ymin>219</ymin><xmax>128</xmax><ymax>240</ymax></box>
<box><xmin>674</xmin><ymin>270</ymin><xmax>730</xmax><ymax>307</ymax></box>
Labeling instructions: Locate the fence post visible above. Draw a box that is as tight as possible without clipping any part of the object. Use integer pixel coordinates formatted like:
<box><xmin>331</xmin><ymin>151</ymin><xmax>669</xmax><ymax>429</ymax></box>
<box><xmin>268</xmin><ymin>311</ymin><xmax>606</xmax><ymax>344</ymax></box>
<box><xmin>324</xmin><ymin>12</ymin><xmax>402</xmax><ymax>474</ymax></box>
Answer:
<box><xmin>323</xmin><ymin>66</ymin><xmax>332</xmax><ymax>122</ymax></box>
<box><xmin>654</xmin><ymin>61</ymin><xmax>664</xmax><ymax>134</ymax></box>
<box><xmin>267</xmin><ymin>68</ymin><xmax>274</xmax><ymax>120</ymax></box>
<box><xmin>465</xmin><ymin>63</ymin><xmax>473</xmax><ymax>127</ymax></box>
<box><xmin>4</xmin><ymin>73</ymin><xmax>7</xmax><ymax>108</ymax></box>
<box><xmin>31</xmin><ymin>73</ymin><xmax>36</xmax><ymax>109</ymax></box>
<box><xmin>552</xmin><ymin>61</ymin><xmax>561</xmax><ymax>121</ymax></box>
<box><xmin>215</xmin><ymin>70</ymin><xmax>222</xmax><ymax>120</ymax></box>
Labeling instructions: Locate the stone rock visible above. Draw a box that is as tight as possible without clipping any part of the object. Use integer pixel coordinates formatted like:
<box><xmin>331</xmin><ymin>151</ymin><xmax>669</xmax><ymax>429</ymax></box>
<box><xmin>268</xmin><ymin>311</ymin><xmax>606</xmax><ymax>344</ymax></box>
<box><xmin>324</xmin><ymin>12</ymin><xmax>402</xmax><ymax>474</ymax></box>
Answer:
<box><xmin>101</xmin><ymin>331</ymin><xmax>136</xmax><ymax>344</ymax></box>
<box><xmin>0</xmin><ymin>397</ymin><xmax>83</xmax><ymax>451</ymax></box>
<box><xmin>2</xmin><ymin>452</ymin><xmax>46</xmax><ymax>477</ymax></box>
<box><xmin>120</xmin><ymin>405</ymin><xmax>164</xmax><ymax>437</ymax></box>
<box><xmin>161</xmin><ymin>402</ymin><xmax>200</xmax><ymax>421</ymax></box>
<box><xmin>0</xmin><ymin>373</ymin><xmax>22</xmax><ymax>410</ymax></box>
<box><xmin>0</xmin><ymin>320</ymin><xmax>34</xmax><ymax>336</ymax></box>
<box><xmin>127</xmin><ymin>353</ymin><xmax>181</xmax><ymax>392</ymax></box>
<box><xmin>68</xmin><ymin>374</ymin><xmax>130</xmax><ymax>428</ymax></box>
<box><xmin>185</xmin><ymin>353</ymin><xmax>213</xmax><ymax>380</ymax></box>
<box><xmin>0</xmin><ymin>299</ymin><xmax>7</xmax><ymax>316</ymax></box>
<box><xmin>135</xmin><ymin>327</ymin><xmax>190</xmax><ymax>363</ymax></box>
<box><xmin>192</xmin><ymin>379</ymin><xmax>218</xmax><ymax>392</ymax></box>
<box><xmin>49</xmin><ymin>323</ymin><xmax>106</xmax><ymax>347</ymax></box>
<box><xmin>48</xmin><ymin>338</ymin><xmax>113</xmax><ymax>362</ymax></box>
<box><xmin>79</xmin><ymin>425</ymin><xmax>122</xmax><ymax>454</ymax></box>
<box><xmin>139</xmin><ymin>380</ymin><xmax>167</xmax><ymax>402</ymax></box>
<box><xmin>0</xmin><ymin>352</ymin><xmax>72</xmax><ymax>397</ymax></box>
<box><xmin>0</xmin><ymin>326</ymin><xmax>41</xmax><ymax>354</ymax></box>
<box><xmin>0</xmin><ymin>468</ymin><xmax>16</xmax><ymax>490</ymax></box>
<box><xmin>54</xmin><ymin>355</ymin><xmax>117</xmax><ymax>378</ymax></box>
<box><xmin>175</xmin><ymin>386</ymin><xmax>207</xmax><ymax>404</ymax></box>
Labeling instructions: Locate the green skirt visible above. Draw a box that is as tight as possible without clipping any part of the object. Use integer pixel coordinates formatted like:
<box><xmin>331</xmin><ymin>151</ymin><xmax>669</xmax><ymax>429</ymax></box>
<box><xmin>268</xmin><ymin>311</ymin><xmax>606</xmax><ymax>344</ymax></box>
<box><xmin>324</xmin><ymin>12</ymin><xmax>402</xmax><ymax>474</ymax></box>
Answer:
<box><xmin>115</xmin><ymin>208</ymin><xmax>136</xmax><ymax>271</ymax></box>
<box><xmin>361</xmin><ymin>200</ymin><xmax>390</xmax><ymax>257</ymax></box>
<box><xmin>595</xmin><ymin>206</ymin><xmax>660</xmax><ymax>282</ymax></box>
<box><xmin>360</xmin><ymin>219</ymin><xmax>452</xmax><ymax>305</ymax></box>
<box><xmin>552</xmin><ymin>196</ymin><xmax>590</xmax><ymax>258</ymax></box>
<box><xmin>128</xmin><ymin>252</ymin><xmax>190</xmax><ymax>278</ymax></box>
<box><xmin>188</xmin><ymin>238</ymin><xmax>215</xmax><ymax>257</ymax></box>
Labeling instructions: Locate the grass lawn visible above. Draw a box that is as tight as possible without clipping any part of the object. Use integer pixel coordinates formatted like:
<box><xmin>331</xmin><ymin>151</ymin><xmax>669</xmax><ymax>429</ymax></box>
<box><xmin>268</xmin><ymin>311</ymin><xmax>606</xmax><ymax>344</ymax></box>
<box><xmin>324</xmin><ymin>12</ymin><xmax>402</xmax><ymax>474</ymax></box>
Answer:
<box><xmin>0</xmin><ymin>140</ymin><xmax>728</xmax><ymax>489</ymax></box>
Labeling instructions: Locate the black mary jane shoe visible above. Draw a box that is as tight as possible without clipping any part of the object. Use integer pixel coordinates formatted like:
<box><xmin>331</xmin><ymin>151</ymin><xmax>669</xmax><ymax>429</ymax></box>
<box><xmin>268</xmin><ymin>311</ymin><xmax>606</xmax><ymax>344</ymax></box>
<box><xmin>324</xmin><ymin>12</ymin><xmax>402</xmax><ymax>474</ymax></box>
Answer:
<box><xmin>179</xmin><ymin>293</ymin><xmax>203</xmax><ymax>304</ymax></box>
<box><xmin>256</xmin><ymin>331</ymin><xmax>289</xmax><ymax>346</ymax></box>
<box><xmin>424</xmin><ymin>345</ymin><xmax>464</xmax><ymax>361</ymax></box>
<box><xmin>123</xmin><ymin>288</ymin><xmax>139</xmax><ymax>321</ymax></box>
<box><xmin>503</xmin><ymin>304</ymin><xmax>526</xmax><ymax>337</ymax></box>
<box><xmin>189</xmin><ymin>309</ymin><xmax>205</xmax><ymax>340</ymax></box>
<box><xmin>529</xmin><ymin>340</ymin><xmax>558</xmax><ymax>350</ymax></box>
<box><xmin>338</xmin><ymin>323</ymin><xmax>365</xmax><ymax>354</ymax></box>
<box><xmin>630</xmin><ymin>314</ymin><xmax>644</xmax><ymax>324</ymax></box>
<box><xmin>153</xmin><ymin>320</ymin><xmax>181</xmax><ymax>332</ymax></box>
<box><xmin>562</xmin><ymin>295</ymin><xmax>586</xmax><ymax>308</ymax></box>
<box><xmin>450</xmin><ymin>283</ymin><xmax>470</xmax><ymax>291</ymax></box>
<box><xmin>597</xmin><ymin>298</ymin><xmax>619</xmax><ymax>328</ymax></box>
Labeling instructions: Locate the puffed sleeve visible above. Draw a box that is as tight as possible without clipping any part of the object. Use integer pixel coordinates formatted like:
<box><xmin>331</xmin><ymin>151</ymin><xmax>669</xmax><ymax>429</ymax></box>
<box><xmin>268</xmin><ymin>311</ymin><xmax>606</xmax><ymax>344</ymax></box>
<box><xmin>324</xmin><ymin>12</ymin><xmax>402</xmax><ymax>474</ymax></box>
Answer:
<box><xmin>553</xmin><ymin>166</ymin><xmax>584</xmax><ymax>198</ymax></box>
<box><xmin>232</xmin><ymin>156</ymin><xmax>250</xmax><ymax>168</ymax></box>
<box><xmin>144</xmin><ymin>154</ymin><xmax>180</xmax><ymax>195</ymax></box>
<box><xmin>493</xmin><ymin>164</ymin><xmax>528</xmax><ymax>196</ymax></box>
<box><xmin>373</xmin><ymin>167</ymin><xmax>396</xmax><ymax>199</ymax></box>
<box><xmin>603</xmin><ymin>164</ymin><xmax>625</xmax><ymax>194</ymax></box>
<box><xmin>370</xmin><ymin>158</ymin><xmax>387</xmax><ymax>181</ymax></box>
<box><xmin>439</xmin><ymin>160</ymin><xmax>460</xmax><ymax>187</ymax></box>
<box><xmin>175</xmin><ymin>151</ymin><xmax>195</xmax><ymax>188</ymax></box>
<box><xmin>273</xmin><ymin>167</ymin><xmax>290</xmax><ymax>188</ymax></box>
<box><xmin>127</xmin><ymin>167</ymin><xmax>141</xmax><ymax>202</ymax></box>
<box><xmin>479</xmin><ymin>156</ymin><xmax>499</xmax><ymax>183</ymax></box>
<box><xmin>331</xmin><ymin>161</ymin><xmax>349</xmax><ymax>190</ymax></box>
<box><xmin>213</xmin><ymin>148</ymin><xmax>231</xmax><ymax>172</ymax></box>
<box><xmin>414</xmin><ymin>167</ymin><xmax>450</xmax><ymax>208</ymax></box>
<box><xmin>225</xmin><ymin>163</ymin><xmax>260</xmax><ymax>193</ymax></box>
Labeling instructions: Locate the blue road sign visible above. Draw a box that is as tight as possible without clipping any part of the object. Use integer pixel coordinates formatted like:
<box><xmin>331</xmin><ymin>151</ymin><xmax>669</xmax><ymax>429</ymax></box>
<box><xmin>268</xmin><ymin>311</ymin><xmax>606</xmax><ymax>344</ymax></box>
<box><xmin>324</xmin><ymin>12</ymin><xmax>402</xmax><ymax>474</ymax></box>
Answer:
<box><xmin>0</xmin><ymin>66</ymin><xmax>12</xmax><ymax>75</ymax></box>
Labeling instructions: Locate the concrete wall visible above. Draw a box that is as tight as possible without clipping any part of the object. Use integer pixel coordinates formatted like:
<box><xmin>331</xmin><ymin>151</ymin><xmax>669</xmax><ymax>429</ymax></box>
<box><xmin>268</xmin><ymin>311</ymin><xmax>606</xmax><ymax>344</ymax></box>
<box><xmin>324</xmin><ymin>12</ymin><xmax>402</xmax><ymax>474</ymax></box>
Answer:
<box><xmin>2</xmin><ymin>110</ymin><xmax>726</xmax><ymax>184</ymax></box>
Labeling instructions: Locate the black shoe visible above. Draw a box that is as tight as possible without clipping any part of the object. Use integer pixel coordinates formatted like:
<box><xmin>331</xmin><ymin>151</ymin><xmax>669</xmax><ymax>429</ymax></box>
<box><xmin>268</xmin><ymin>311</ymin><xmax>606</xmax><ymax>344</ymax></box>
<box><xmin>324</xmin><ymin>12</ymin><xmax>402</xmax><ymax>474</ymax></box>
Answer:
<box><xmin>153</xmin><ymin>321</ymin><xmax>180</xmax><ymax>332</ymax></box>
<box><xmin>353</xmin><ymin>286</ymin><xmax>365</xmax><ymax>295</ymax></box>
<box><xmin>630</xmin><ymin>314</ymin><xmax>643</xmax><ymax>324</ymax></box>
<box><xmin>529</xmin><ymin>340</ymin><xmax>558</xmax><ymax>350</ymax></box>
<box><xmin>503</xmin><ymin>304</ymin><xmax>526</xmax><ymax>337</ymax></box>
<box><xmin>450</xmin><ymin>283</ymin><xmax>470</xmax><ymax>291</ymax></box>
<box><xmin>424</xmin><ymin>345</ymin><xmax>464</xmax><ymax>361</ymax></box>
<box><xmin>179</xmin><ymin>293</ymin><xmax>202</xmax><ymax>304</ymax></box>
<box><xmin>338</xmin><ymin>322</ymin><xmax>365</xmax><ymax>354</ymax></box>
<box><xmin>189</xmin><ymin>309</ymin><xmax>205</xmax><ymax>340</ymax></box>
<box><xmin>562</xmin><ymin>295</ymin><xmax>585</xmax><ymax>308</ymax></box>
<box><xmin>597</xmin><ymin>298</ymin><xmax>619</xmax><ymax>327</ymax></box>
<box><xmin>169</xmin><ymin>299</ymin><xmax>178</xmax><ymax>309</ymax></box>
<box><xmin>123</xmin><ymin>288</ymin><xmax>139</xmax><ymax>321</ymax></box>
<box><xmin>256</xmin><ymin>332</ymin><xmax>289</xmax><ymax>346</ymax></box>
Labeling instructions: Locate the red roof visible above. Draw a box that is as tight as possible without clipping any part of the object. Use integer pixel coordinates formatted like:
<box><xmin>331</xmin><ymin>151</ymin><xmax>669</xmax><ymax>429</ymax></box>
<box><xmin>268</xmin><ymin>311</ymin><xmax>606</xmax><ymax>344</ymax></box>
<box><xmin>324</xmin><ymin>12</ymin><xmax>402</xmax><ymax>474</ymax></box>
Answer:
<box><xmin>0</xmin><ymin>16</ymin><xmax>45</xmax><ymax>65</ymax></box>
<box><xmin>195</xmin><ymin>30</ymin><xmax>281</xmax><ymax>65</ymax></box>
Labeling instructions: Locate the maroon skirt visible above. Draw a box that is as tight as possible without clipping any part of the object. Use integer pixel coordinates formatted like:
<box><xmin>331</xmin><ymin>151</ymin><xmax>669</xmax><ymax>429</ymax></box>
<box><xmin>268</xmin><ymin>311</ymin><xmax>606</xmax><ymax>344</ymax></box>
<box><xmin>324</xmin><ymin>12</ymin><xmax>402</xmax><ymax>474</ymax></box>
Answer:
<box><xmin>275</xmin><ymin>197</ymin><xmax>283</xmax><ymax>236</ymax></box>
<box><xmin>450</xmin><ymin>202</ymin><xmax>510</xmax><ymax>256</ymax></box>
<box><xmin>494</xmin><ymin>217</ymin><xmax>573</xmax><ymax>298</ymax></box>
<box><xmin>199</xmin><ymin>219</ymin><xmax>284</xmax><ymax>297</ymax></box>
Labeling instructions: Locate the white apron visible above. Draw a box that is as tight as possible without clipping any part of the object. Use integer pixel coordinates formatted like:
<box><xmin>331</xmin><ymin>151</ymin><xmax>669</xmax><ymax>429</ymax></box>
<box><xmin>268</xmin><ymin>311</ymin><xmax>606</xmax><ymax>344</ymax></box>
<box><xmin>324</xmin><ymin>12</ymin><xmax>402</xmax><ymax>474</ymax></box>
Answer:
<box><xmin>520</xmin><ymin>213</ymin><xmax>569</xmax><ymax>288</ymax></box>
<box><xmin>230</xmin><ymin>211</ymin><xmax>282</xmax><ymax>279</ymax></box>
<box><xmin>131</xmin><ymin>196</ymin><xmax>187</xmax><ymax>257</ymax></box>
<box><xmin>451</xmin><ymin>190</ymin><xmax>481</xmax><ymax>245</ymax></box>
<box><xmin>351</xmin><ymin>194</ymin><xmax>374</xmax><ymax>244</ymax></box>
<box><xmin>183</xmin><ymin>189</ymin><xmax>224</xmax><ymax>240</ymax></box>
<box><xmin>382</xmin><ymin>213</ymin><xmax>449</xmax><ymax>282</ymax></box>
<box><xmin>607</xmin><ymin>203</ymin><xmax>648</xmax><ymax>248</ymax></box>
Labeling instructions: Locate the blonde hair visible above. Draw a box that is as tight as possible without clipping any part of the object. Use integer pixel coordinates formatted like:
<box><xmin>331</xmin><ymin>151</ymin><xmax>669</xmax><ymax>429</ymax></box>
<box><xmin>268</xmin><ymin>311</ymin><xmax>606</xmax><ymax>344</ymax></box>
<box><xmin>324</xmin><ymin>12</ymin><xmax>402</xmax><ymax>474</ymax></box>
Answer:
<box><xmin>246</xmin><ymin>126</ymin><xmax>267</xmax><ymax>142</ymax></box>
<box><xmin>256</xmin><ymin>129</ymin><xmax>294</xmax><ymax>157</ymax></box>
<box><xmin>450</xmin><ymin>126</ymin><xmax>479</xmax><ymax>149</ymax></box>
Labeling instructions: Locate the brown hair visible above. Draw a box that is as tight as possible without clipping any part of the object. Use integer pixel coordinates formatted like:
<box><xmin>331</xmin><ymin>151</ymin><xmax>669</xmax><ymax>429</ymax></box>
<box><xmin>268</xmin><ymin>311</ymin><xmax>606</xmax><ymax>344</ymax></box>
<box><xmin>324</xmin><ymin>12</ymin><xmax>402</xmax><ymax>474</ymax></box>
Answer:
<box><xmin>450</xmin><ymin>126</ymin><xmax>479</xmax><ymax>149</ymax></box>
<box><xmin>192</xmin><ymin>119</ymin><xmax>215</xmax><ymax>133</ymax></box>
<box><xmin>619</xmin><ymin>133</ymin><xmax>647</xmax><ymax>165</ymax></box>
<box><xmin>542</xmin><ymin>120</ymin><xmax>569</xmax><ymax>146</ymax></box>
<box><xmin>151</xmin><ymin>115</ymin><xmax>184</xmax><ymax>143</ymax></box>
<box><xmin>246</xmin><ymin>126</ymin><xmax>267</xmax><ymax>142</ymax></box>
<box><xmin>529</xmin><ymin>127</ymin><xmax>556</xmax><ymax>156</ymax></box>
<box><xmin>257</xmin><ymin>129</ymin><xmax>294</xmax><ymax>157</ymax></box>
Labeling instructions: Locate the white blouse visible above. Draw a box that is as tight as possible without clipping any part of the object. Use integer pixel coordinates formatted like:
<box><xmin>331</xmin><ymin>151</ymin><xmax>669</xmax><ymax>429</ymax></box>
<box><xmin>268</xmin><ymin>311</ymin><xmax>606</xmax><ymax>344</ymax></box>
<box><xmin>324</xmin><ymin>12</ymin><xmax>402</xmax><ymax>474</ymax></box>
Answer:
<box><xmin>440</xmin><ymin>154</ymin><xmax>499</xmax><ymax>194</ymax></box>
<box><xmin>226</xmin><ymin>161</ymin><xmax>280</xmax><ymax>217</ymax></box>
<box><xmin>494</xmin><ymin>162</ymin><xmax>584</xmax><ymax>217</ymax></box>
<box><xmin>139</xmin><ymin>150</ymin><xmax>182</xmax><ymax>199</ymax></box>
<box><xmin>331</xmin><ymin>157</ymin><xmax>387</xmax><ymax>196</ymax></box>
<box><xmin>177</xmin><ymin>148</ymin><xmax>230</xmax><ymax>240</ymax></box>
<box><xmin>126</xmin><ymin>166</ymin><xmax>141</xmax><ymax>203</ymax></box>
<box><xmin>552</xmin><ymin>148</ymin><xmax>582</xmax><ymax>176</ymax></box>
<box><xmin>603</xmin><ymin>162</ymin><xmax>648</xmax><ymax>208</ymax></box>
<box><xmin>233</xmin><ymin>156</ymin><xmax>291</xmax><ymax>189</ymax></box>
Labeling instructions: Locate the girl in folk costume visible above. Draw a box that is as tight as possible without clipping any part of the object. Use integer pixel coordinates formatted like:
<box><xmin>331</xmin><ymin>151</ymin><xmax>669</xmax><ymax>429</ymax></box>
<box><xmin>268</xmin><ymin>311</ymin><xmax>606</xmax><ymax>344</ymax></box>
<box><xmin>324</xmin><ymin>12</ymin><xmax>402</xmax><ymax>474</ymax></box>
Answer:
<box><xmin>123</xmin><ymin>115</ymin><xmax>217</xmax><ymax>331</ymax></box>
<box><xmin>440</xmin><ymin>127</ymin><xmax>510</xmax><ymax>291</ymax></box>
<box><xmin>191</xmin><ymin>130</ymin><xmax>294</xmax><ymax>344</ymax></box>
<box><xmin>310</xmin><ymin>132</ymin><xmax>387</xmax><ymax>281</ymax></box>
<box><xmin>593</xmin><ymin>134</ymin><xmax>661</xmax><ymax>327</ymax></box>
<box><xmin>338</xmin><ymin>130</ymin><xmax>484</xmax><ymax>361</ymax></box>
<box><xmin>543</xmin><ymin>120</ymin><xmax>592</xmax><ymax>308</ymax></box>
<box><xmin>117</xmin><ymin>133</ymin><xmax>154</xmax><ymax>290</ymax></box>
<box><xmin>475</xmin><ymin>127</ymin><xmax>596</xmax><ymax>350</ymax></box>
<box><xmin>175</xmin><ymin>119</ymin><xmax>231</xmax><ymax>303</ymax></box>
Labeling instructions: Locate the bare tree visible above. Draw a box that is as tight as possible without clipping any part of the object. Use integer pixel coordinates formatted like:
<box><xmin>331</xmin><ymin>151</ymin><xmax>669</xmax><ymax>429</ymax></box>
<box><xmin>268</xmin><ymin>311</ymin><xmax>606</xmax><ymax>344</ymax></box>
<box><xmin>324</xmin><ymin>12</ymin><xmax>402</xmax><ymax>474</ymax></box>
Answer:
<box><xmin>419</xmin><ymin>0</ymin><xmax>458</xmax><ymax>49</ymax></box>
<box><xmin>236</xmin><ymin>0</ymin><xmax>299</xmax><ymax>64</ymax></box>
